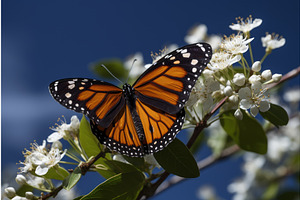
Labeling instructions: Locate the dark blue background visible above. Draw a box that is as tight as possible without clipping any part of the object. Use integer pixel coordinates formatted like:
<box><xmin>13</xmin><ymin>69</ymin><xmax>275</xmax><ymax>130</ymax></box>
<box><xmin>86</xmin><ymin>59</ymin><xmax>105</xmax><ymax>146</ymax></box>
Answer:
<box><xmin>2</xmin><ymin>0</ymin><xmax>299</xmax><ymax>199</ymax></box>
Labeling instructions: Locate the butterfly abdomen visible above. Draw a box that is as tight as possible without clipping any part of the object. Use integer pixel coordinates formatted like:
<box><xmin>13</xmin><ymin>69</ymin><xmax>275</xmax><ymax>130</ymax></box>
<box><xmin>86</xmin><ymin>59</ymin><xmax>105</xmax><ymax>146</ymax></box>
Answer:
<box><xmin>123</xmin><ymin>83</ymin><xmax>145</xmax><ymax>143</ymax></box>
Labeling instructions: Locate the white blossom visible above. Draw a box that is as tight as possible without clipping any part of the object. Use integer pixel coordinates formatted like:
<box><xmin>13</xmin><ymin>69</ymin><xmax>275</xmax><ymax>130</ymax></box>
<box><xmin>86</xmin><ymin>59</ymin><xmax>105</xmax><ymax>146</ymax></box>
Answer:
<box><xmin>248</xmin><ymin>74</ymin><xmax>261</xmax><ymax>84</ymax></box>
<box><xmin>184</xmin><ymin>24</ymin><xmax>207</xmax><ymax>44</ymax></box>
<box><xmin>15</xmin><ymin>175</ymin><xmax>27</xmax><ymax>185</ymax></box>
<box><xmin>124</xmin><ymin>52</ymin><xmax>146</xmax><ymax>77</ymax></box>
<box><xmin>283</xmin><ymin>88</ymin><xmax>300</xmax><ymax>103</ymax></box>
<box><xmin>221</xmin><ymin>34</ymin><xmax>254</xmax><ymax>55</ymax></box>
<box><xmin>261</xmin><ymin>69</ymin><xmax>272</xmax><ymax>81</ymax></box>
<box><xmin>229</xmin><ymin>16</ymin><xmax>262</xmax><ymax>33</ymax></box>
<box><xmin>261</xmin><ymin>33</ymin><xmax>286</xmax><ymax>52</ymax></box>
<box><xmin>19</xmin><ymin>140</ymin><xmax>67</xmax><ymax>176</ymax></box>
<box><xmin>272</xmin><ymin>73</ymin><xmax>282</xmax><ymax>82</ymax></box>
<box><xmin>234</xmin><ymin>109</ymin><xmax>243</xmax><ymax>120</ymax></box>
<box><xmin>48</xmin><ymin>115</ymin><xmax>80</xmax><ymax>142</ymax></box>
<box><xmin>208</xmin><ymin>51</ymin><xmax>241</xmax><ymax>71</ymax></box>
<box><xmin>251</xmin><ymin>61</ymin><xmax>261</xmax><ymax>72</ymax></box>
<box><xmin>4</xmin><ymin>187</ymin><xmax>16</xmax><ymax>199</ymax></box>
<box><xmin>238</xmin><ymin>87</ymin><xmax>270</xmax><ymax>116</ymax></box>
<box><xmin>233</xmin><ymin>73</ymin><xmax>246</xmax><ymax>86</ymax></box>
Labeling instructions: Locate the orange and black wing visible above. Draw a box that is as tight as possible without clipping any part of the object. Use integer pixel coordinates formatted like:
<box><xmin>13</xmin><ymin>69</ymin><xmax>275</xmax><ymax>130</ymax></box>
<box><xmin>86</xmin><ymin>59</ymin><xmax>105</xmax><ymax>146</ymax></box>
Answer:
<box><xmin>135</xmin><ymin>99</ymin><xmax>185</xmax><ymax>155</ymax></box>
<box><xmin>90</xmin><ymin>104</ymin><xmax>145</xmax><ymax>157</ymax></box>
<box><xmin>49</xmin><ymin>78</ymin><xmax>124</xmax><ymax>128</ymax></box>
<box><xmin>133</xmin><ymin>43</ymin><xmax>212</xmax><ymax>114</ymax></box>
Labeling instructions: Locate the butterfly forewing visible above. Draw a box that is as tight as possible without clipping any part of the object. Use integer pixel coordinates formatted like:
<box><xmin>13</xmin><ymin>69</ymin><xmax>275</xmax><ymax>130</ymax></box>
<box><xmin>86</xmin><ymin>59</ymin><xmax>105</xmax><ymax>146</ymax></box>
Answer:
<box><xmin>49</xmin><ymin>78</ymin><xmax>125</xmax><ymax>128</ymax></box>
<box><xmin>133</xmin><ymin>43</ymin><xmax>212</xmax><ymax>114</ymax></box>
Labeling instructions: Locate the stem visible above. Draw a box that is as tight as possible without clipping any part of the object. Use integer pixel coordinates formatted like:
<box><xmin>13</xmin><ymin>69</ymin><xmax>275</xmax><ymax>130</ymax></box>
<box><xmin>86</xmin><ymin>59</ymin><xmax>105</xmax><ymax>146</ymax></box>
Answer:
<box><xmin>248</xmin><ymin>42</ymin><xmax>254</xmax><ymax>64</ymax></box>
<box><xmin>260</xmin><ymin>51</ymin><xmax>270</xmax><ymax>64</ymax></box>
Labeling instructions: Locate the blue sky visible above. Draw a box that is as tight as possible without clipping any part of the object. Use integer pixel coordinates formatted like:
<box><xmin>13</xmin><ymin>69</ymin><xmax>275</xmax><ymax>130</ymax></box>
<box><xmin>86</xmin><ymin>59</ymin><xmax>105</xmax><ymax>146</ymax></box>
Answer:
<box><xmin>2</xmin><ymin>0</ymin><xmax>299</xmax><ymax>199</ymax></box>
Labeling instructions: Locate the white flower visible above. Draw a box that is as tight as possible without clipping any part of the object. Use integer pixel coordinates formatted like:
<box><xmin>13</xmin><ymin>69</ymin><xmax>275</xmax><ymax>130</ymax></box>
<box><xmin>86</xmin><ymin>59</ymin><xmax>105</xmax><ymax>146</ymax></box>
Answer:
<box><xmin>208</xmin><ymin>51</ymin><xmax>241</xmax><ymax>71</ymax></box>
<box><xmin>251</xmin><ymin>82</ymin><xmax>262</xmax><ymax>94</ymax></box>
<box><xmin>48</xmin><ymin>115</ymin><xmax>80</xmax><ymax>142</ymax></box>
<box><xmin>267</xmin><ymin>134</ymin><xmax>291</xmax><ymax>162</ymax></box>
<box><xmin>238</xmin><ymin>87</ymin><xmax>270</xmax><ymax>116</ymax></box>
<box><xmin>234</xmin><ymin>109</ymin><xmax>243</xmax><ymax>120</ymax></box>
<box><xmin>197</xmin><ymin>185</ymin><xmax>217</xmax><ymax>200</ymax></box>
<box><xmin>207</xmin><ymin>35</ymin><xmax>222</xmax><ymax>50</ymax></box>
<box><xmin>25</xmin><ymin>192</ymin><xmax>34</xmax><ymax>200</ymax></box>
<box><xmin>224</xmin><ymin>85</ymin><xmax>233</xmax><ymax>96</ymax></box>
<box><xmin>248</xmin><ymin>75</ymin><xmax>261</xmax><ymax>84</ymax></box>
<box><xmin>15</xmin><ymin>175</ymin><xmax>27</xmax><ymax>185</ymax></box>
<box><xmin>4</xmin><ymin>187</ymin><xmax>16</xmax><ymax>199</ymax></box>
<box><xmin>229</xmin><ymin>16</ymin><xmax>262</xmax><ymax>33</ymax></box>
<box><xmin>19</xmin><ymin>140</ymin><xmax>67</xmax><ymax>176</ymax></box>
<box><xmin>261</xmin><ymin>33</ymin><xmax>286</xmax><ymax>52</ymax></box>
<box><xmin>261</xmin><ymin>69</ymin><xmax>272</xmax><ymax>81</ymax></box>
<box><xmin>283</xmin><ymin>88</ymin><xmax>300</xmax><ymax>103</ymax></box>
<box><xmin>124</xmin><ymin>52</ymin><xmax>146</xmax><ymax>77</ymax></box>
<box><xmin>251</xmin><ymin>61</ymin><xmax>261</xmax><ymax>72</ymax></box>
<box><xmin>25</xmin><ymin>174</ymin><xmax>45</xmax><ymax>189</ymax></box>
<box><xmin>272</xmin><ymin>73</ymin><xmax>282</xmax><ymax>82</ymax></box>
<box><xmin>221</xmin><ymin>34</ymin><xmax>254</xmax><ymax>55</ymax></box>
<box><xmin>184</xmin><ymin>24</ymin><xmax>207</xmax><ymax>44</ymax></box>
<box><xmin>233</xmin><ymin>73</ymin><xmax>246</xmax><ymax>86</ymax></box>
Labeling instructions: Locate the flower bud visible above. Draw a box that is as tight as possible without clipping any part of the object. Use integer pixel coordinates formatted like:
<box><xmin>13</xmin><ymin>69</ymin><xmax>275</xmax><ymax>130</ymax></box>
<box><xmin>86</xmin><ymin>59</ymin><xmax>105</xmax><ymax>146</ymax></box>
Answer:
<box><xmin>224</xmin><ymin>85</ymin><xmax>233</xmax><ymax>96</ymax></box>
<box><xmin>261</xmin><ymin>69</ymin><xmax>272</xmax><ymax>81</ymax></box>
<box><xmin>233</xmin><ymin>73</ymin><xmax>246</xmax><ymax>86</ymax></box>
<box><xmin>51</xmin><ymin>141</ymin><xmax>63</xmax><ymax>150</ymax></box>
<box><xmin>15</xmin><ymin>174</ymin><xmax>27</xmax><ymax>185</ymax></box>
<box><xmin>4</xmin><ymin>187</ymin><xmax>16</xmax><ymax>199</ymax></box>
<box><xmin>251</xmin><ymin>61</ymin><xmax>261</xmax><ymax>72</ymax></box>
<box><xmin>272</xmin><ymin>74</ymin><xmax>282</xmax><ymax>82</ymax></box>
<box><xmin>234</xmin><ymin>109</ymin><xmax>243</xmax><ymax>120</ymax></box>
<box><xmin>248</xmin><ymin>75</ymin><xmax>261</xmax><ymax>84</ymax></box>
<box><xmin>229</xmin><ymin>94</ymin><xmax>239</xmax><ymax>104</ymax></box>
<box><xmin>25</xmin><ymin>192</ymin><xmax>34</xmax><ymax>200</ymax></box>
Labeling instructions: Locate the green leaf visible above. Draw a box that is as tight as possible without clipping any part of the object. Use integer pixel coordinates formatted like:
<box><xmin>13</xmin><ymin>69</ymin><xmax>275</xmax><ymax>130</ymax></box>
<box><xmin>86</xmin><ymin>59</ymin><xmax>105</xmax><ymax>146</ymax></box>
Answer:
<box><xmin>260</xmin><ymin>103</ymin><xmax>289</xmax><ymax>127</ymax></box>
<box><xmin>154</xmin><ymin>138</ymin><xmax>199</xmax><ymax>178</ymax></box>
<box><xmin>121</xmin><ymin>156</ymin><xmax>148</xmax><ymax>172</ymax></box>
<box><xmin>16</xmin><ymin>184</ymin><xmax>34</xmax><ymax>197</ymax></box>
<box><xmin>63</xmin><ymin>167</ymin><xmax>82</xmax><ymax>190</ymax></box>
<box><xmin>79</xmin><ymin>115</ymin><xmax>103</xmax><ymax>157</ymax></box>
<box><xmin>80</xmin><ymin>171</ymin><xmax>145</xmax><ymax>200</ymax></box>
<box><xmin>43</xmin><ymin>165</ymin><xmax>69</xmax><ymax>180</ymax></box>
<box><xmin>220</xmin><ymin>110</ymin><xmax>267</xmax><ymax>154</ymax></box>
<box><xmin>90</xmin><ymin>59</ymin><xmax>127</xmax><ymax>81</ymax></box>
<box><xmin>79</xmin><ymin>115</ymin><xmax>115</xmax><ymax>179</ymax></box>
<box><xmin>262</xmin><ymin>182</ymin><xmax>280</xmax><ymax>200</ymax></box>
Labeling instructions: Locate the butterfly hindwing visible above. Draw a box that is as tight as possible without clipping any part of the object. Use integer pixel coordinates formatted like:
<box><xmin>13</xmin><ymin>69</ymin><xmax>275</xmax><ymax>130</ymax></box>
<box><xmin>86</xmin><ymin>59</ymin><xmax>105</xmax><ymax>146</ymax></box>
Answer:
<box><xmin>133</xmin><ymin>43</ymin><xmax>212</xmax><ymax>114</ymax></box>
<box><xmin>49</xmin><ymin>78</ymin><xmax>125</xmax><ymax>128</ymax></box>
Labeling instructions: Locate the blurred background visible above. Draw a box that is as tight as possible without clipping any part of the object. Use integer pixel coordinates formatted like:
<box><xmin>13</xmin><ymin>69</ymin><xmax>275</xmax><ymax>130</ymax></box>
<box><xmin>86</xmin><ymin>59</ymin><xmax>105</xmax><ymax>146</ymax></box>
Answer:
<box><xmin>2</xmin><ymin>0</ymin><xmax>299</xmax><ymax>199</ymax></box>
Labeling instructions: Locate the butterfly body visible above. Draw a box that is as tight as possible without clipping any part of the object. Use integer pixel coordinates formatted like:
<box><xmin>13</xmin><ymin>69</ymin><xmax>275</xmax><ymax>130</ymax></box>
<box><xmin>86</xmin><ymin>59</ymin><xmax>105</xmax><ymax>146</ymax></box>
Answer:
<box><xmin>49</xmin><ymin>43</ymin><xmax>212</xmax><ymax>157</ymax></box>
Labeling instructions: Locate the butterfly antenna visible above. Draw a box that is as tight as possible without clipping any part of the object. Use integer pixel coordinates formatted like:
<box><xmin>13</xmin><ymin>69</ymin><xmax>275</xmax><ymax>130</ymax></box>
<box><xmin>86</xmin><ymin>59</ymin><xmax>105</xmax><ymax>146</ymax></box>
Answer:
<box><xmin>101</xmin><ymin>64</ymin><xmax>123</xmax><ymax>85</ymax></box>
<box><xmin>126</xmin><ymin>59</ymin><xmax>137</xmax><ymax>83</ymax></box>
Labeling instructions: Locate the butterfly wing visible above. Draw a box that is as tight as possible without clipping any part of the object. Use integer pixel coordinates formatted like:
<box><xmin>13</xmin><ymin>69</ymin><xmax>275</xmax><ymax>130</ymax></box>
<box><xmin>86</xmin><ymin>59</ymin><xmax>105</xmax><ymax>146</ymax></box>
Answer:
<box><xmin>135</xmin><ymin>99</ymin><xmax>185</xmax><ymax>155</ymax></box>
<box><xmin>133</xmin><ymin>43</ymin><xmax>212</xmax><ymax>114</ymax></box>
<box><xmin>90</xmin><ymin>105</ymin><xmax>145</xmax><ymax>157</ymax></box>
<box><xmin>49</xmin><ymin>78</ymin><xmax>125</xmax><ymax>128</ymax></box>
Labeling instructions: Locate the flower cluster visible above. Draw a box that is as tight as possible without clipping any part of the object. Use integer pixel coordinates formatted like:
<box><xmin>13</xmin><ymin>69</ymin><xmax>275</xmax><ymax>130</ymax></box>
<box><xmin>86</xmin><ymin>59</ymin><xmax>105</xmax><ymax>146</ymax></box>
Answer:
<box><xmin>184</xmin><ymin>16</ymin><xmax>285</xmax><ymax>124</ymax></box>
<box><xmin>19</xmin><ymin>140</ymin><xmax>66</xmax><ymax>176</ymax></box>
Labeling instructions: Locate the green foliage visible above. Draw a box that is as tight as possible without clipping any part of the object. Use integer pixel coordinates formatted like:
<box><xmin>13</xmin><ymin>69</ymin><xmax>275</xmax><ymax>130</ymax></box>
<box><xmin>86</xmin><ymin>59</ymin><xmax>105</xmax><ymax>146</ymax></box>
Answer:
<box><xmin>79</xmin><ymin>171</ymin><xmax>145</xmax><ymax>200</ymax></box>
<box><xmin>16</xmin><ymin>184</ymin><xmax>34</xmax><ymax>197</ymax></box>
<box><xmin>154</xmin><ymin>138</ymin><xmax>199</xmax><ymax>178</ymax></box>
<box><xmin>63</xmin><ymin>167</ymin><xmax>82</xmax><ymax>190</ymax></box>
<box><xmin>43</xmin><ymin>165</ymin><xmax>69</xmax><ymax>180</ymax></box>
<box><xmin>260</xmin><ymin>103</ymin><xmax>289</xmax><ymax>127</ymax></box>
<box><xmin>220</xmin><ymin>110</ymin><xmax>268</xmax><ymax>154</ymax></box>
<box><xmin>90</xmin><ymin>59</ymin><xmax>127</xmax><ymax>82</ymax></box>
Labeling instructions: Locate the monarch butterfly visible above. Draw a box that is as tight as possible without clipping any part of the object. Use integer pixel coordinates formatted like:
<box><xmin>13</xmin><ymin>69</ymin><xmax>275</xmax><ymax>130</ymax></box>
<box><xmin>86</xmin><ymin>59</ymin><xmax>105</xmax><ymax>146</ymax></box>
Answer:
<box><xmin>49</xmin><ymin>43</ymin><xmax>212</xmax><ymax>157</ymax></box>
